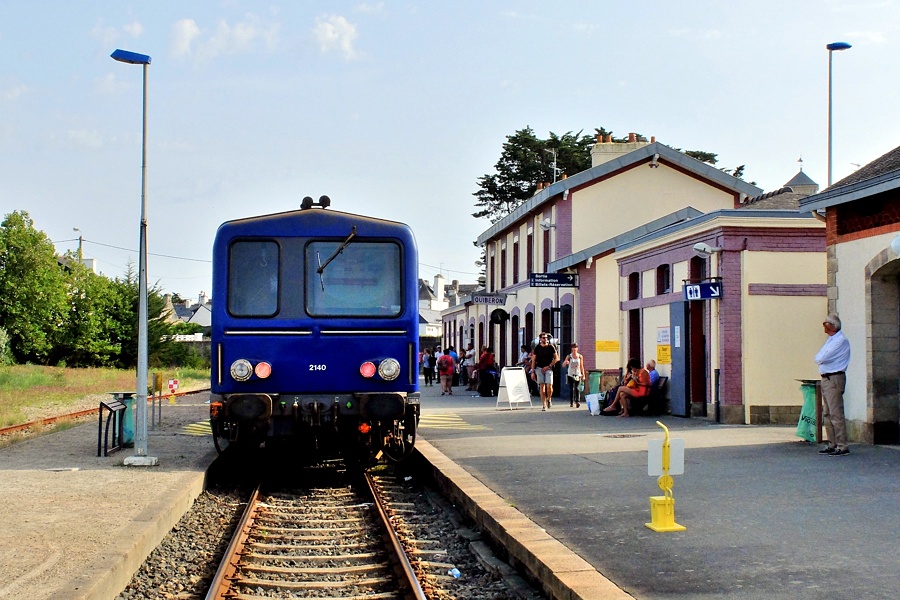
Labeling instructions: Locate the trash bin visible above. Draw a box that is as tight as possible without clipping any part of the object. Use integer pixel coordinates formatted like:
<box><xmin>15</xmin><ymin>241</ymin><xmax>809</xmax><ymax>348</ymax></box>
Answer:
<box><xmin>122</xmin><ymin>397</ymin><xmax>135</xmax><ymax>446</ymax></box>
<box><xmin>796</xmin><ymin>380</ymin><xmax>818</xmax><ymax>442</ymax></box>
<box><xmin>109</xmin><ymin>392</ymin><xmax>136</xmax><ymax>447</ymax></box>
<box><xmin>587</xmin><ymin>371</ymin><xmax>602</xmax><ymax>395</ymax></box>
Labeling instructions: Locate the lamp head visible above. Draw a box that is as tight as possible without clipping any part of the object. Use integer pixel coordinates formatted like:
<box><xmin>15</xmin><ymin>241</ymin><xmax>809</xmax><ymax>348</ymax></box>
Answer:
<box><xmin>826</xmin><ymin>42</ymin><xmax>852</xmax><ymax>52</ymax></box>
<box><xmin>540</xmin><ymin>218</ymin><xmax>555</xmax><ymax>231</ymax></box>
<box><xmin>891</xmin><ymin>234</ymin><xmax>900</xmax><ymax>256</ymax></box>
<box><xmin>111</xmin><ymin>49</ymin><xmax>152</xmax><ymax>65</ymax></box>
<box><xmin>693</xmin><ymin>242</ymin><xmax>722</xmax><ymax>257</ymax></box>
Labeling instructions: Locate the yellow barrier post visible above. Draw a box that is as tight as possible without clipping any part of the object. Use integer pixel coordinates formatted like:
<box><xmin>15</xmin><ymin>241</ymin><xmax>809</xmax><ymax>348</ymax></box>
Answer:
<box><xmin>646</xmin><ymin>421</ymin><xmax>686</xmax><ymax>532</ymax></box>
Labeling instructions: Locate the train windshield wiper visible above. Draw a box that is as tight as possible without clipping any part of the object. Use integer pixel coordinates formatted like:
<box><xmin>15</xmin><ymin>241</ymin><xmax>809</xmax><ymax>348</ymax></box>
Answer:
<box><xmin>316</xmin><ymin>226</ymin><xmax>357</xmax><ymax>290</ymax></box>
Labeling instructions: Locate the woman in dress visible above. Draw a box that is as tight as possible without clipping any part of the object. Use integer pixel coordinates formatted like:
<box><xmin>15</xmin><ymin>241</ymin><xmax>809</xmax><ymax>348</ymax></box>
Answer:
<box><xmin>602</xmin><ymin>357</ymin><xmax>651</xmax><ymax>417</ymax></box>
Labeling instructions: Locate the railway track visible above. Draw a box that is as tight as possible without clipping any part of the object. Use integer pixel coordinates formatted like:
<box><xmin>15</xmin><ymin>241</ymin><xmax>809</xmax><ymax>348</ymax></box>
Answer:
<box><xmin>0</xmin><ymin>388</ymin><xmax>211</xmax><ymax>438</ymax></box>
<box><xmin>206</xmin><ymin>472</ymin><xmax>431</xmax><ymax>600</ymax></box>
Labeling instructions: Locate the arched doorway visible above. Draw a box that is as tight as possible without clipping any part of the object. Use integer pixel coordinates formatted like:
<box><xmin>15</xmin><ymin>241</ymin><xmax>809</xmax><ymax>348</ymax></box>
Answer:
<box><xmin>866</xmin><ymin>255</ymin><xmax>900</xmax><ymax>443</ymax></box>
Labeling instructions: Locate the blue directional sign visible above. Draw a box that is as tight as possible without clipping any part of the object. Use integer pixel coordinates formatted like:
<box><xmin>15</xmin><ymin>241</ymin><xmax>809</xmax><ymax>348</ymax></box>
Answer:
<box><xmin>683</xmin><ymin>281</ymin><xmax>723</xmax><ymax>301</ymax></box>
<box><xmin>530</xmin><ymin>273</ymin><xmax>579</xmax><ymax>288</ymax></box>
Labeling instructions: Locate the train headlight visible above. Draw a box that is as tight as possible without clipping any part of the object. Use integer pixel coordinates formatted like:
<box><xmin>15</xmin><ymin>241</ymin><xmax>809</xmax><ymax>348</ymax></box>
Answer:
<box><xmin>230</xmin><ymin>359</ymin><xmax>253</xmax><ymax>382</ymax></box>
<box><xmin>378</xmin><ymin>358</ymin><xmax>401</xmax><ymax>381</ymax></box>
<box><xmin>254</xmin><ymin>361</ymin><xmax>272</xmax><ymax>379</ymax></box>
<box><xmin>360</xmin><ymin>361</ymin><xmax>377</xmax><ymax>378</ymax></box>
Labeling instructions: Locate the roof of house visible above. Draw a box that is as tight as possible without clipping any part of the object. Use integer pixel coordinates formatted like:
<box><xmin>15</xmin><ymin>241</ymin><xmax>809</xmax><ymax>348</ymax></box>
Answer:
<box><xmin>476</xmin><ymin>141</ymin><xmax>762</xmax><ymax>246</ymax></box>
<box><xmin>800</xmin><ymin>144</ymin><xmax>900</xmax><ymax>211</ymax></box>
<box><xmin>548</xmin><ymin>207</ymin><xmax>820</xmax><ymax>272</ymax></box>
<box><xmin>742</xmin><ymin>187</ymin><xmax>810</xmax><ymax>210</ymax></box>
<box><xmin>785</xmin><ymin>170</ymin><xmax>818</xmax><ymax>188</ymax></box>
<box><xmin>418</xmin><ymin>279</ymin><xmax>437</xmax><ymax>301</ymax></box>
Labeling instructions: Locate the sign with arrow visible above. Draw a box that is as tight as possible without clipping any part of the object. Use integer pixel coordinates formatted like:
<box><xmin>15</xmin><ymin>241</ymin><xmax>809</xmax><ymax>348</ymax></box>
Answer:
<box><xmin>529</xmin><ymin>273</ymin><xmax>579</xmax><ymax>288</ymax></box>
<box><xmin>683</xmin><ymin>281</ymin><xmax>723</xmax><ymax>301</ymax></box>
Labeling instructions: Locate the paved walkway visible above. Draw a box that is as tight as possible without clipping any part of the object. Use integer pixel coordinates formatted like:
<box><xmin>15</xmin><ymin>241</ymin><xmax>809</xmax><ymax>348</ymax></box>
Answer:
<box><xmin>0</xmin><ymin>397</ymin><xmax>216</xmax><ymax>600</ymax></box>
<box><xmin>416</xmin><ymin>380</ymin><xmax>900</xmax><ymax>600</ymax></box>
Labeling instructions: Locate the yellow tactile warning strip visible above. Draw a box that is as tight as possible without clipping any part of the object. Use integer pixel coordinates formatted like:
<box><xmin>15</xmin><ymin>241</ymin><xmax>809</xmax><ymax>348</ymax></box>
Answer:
<box><xmin>181</xmin><ymin>421</ymin><xmax>212</xmax><ymax>436</ymax></box>
<box><xmin>418</xmin><ymin>413</ymin><xmax>491</xmax><ymax>431</ymax></box>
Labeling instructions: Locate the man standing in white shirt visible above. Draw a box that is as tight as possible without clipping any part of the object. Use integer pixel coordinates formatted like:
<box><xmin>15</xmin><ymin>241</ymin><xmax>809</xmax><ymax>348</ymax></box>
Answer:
<box><xmin>814</xmin><ymin>314</ymin><xmax>852</xmax><ymax>456</ymax></box>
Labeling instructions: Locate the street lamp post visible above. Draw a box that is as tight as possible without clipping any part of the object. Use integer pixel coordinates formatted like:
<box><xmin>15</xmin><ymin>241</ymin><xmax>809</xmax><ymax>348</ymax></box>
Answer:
<box><xmin>111</xmin><ymin>48</ymin><xmax>157</xmax><ymax>466</ymax></box>
<box><xmin>826</xmin><ymin>41</ymin><xmax>851</xmax><ymax>187</ymax></box>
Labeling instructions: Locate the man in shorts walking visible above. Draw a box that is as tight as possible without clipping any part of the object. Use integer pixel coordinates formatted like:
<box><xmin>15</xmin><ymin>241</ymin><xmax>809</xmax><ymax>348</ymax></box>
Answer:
<box><xmin>531</xmin><ymin>333</ymin><xmax>559</xmax><ymax>411</ymax></box>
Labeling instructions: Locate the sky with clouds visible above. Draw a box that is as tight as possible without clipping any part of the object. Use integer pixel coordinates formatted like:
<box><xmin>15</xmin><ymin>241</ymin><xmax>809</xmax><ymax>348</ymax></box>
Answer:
<box><xmin>2</xmin><ymin>1</ymin><xmax>899</xmax><ymax>302</ymax></box>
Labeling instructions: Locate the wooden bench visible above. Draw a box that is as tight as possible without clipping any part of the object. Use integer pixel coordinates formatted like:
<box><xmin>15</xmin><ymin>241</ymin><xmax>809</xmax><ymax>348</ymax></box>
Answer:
<box><xmin>632</xmin><ymin>376</ymin><xmax>668</xmax><ymax>416</ymax></box>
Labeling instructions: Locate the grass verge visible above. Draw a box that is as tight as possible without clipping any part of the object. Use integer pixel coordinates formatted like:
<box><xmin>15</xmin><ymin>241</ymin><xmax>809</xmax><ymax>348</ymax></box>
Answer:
<box><xmin>0</xmin><ymin>365</ymin><xmax>210</xmax><ymax>427</ymax></box>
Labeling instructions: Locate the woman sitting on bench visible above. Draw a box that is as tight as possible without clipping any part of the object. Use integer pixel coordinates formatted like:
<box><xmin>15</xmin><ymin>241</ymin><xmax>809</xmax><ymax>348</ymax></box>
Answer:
<box><xmin>602</xmin><ymin>358</ymin><xmax>651</xmax><ymax>417</ymax></box>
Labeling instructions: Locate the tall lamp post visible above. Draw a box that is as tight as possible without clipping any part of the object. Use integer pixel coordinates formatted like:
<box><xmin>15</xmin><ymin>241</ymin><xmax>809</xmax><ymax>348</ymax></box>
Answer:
<box><xmin>111</xmin><ymin>48</ymin><xmax>157</xmax><ymax>466</ymax></box>
<box><xmin>826</xmin><ymin>41</ymin><xmax>851</xmax><ymax>187</ymax></box>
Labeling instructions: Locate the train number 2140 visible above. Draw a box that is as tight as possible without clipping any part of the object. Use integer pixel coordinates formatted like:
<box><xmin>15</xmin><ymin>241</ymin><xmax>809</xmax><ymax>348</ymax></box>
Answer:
<box><xmin>309</xmin><ymin>364</ymin><xmax>327</xmax><ymax>371</ymax></box>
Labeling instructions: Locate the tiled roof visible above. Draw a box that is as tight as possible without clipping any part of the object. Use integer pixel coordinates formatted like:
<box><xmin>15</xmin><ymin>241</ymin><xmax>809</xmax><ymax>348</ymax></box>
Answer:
<box><xmin>800</xmin><ymin>144</ymin><xmax>900</xmax><ymax>211</ymax></box>
<box><xmin>743</xmin><ymin>188</ymin><xmax>809</xmax><ymax>210</ymax></box>
<box><xmin>785</xmin><ymin>170</ymin><xmax>817</xmax><ymax>187</ymax></box>
<box><xmin>831</xmin><ymin>144</ymin><xmax>900</xmax><ymax>188</ymax></box>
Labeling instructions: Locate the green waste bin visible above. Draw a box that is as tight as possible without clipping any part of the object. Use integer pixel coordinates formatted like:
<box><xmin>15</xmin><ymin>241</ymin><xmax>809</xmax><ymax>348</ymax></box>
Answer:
<box><xmin>796</xmin><ymin>381</ymin><xmax>817</xmax><ymax>442</ymax></box>
<box><xmin>109</xmin><ymin>392</ymin><xmax>136</xmax><ymax>447</ymax></box>
<box><xmin>587</xmin><ymin>371</ymin><xmax>602</xmax><ymax>395</ymax></box>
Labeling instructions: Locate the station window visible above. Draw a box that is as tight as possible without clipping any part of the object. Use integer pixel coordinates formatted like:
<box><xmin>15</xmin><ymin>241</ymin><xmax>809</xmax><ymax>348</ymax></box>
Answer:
<box><xmin>628</xmin><ymin>272</ymin><xmax>640</xmax><ymax>300</ymax></box>
<box><xmin>656</xmin><ymin>264</ymin><xmax>671</xmax><ymax>295</ymax></box>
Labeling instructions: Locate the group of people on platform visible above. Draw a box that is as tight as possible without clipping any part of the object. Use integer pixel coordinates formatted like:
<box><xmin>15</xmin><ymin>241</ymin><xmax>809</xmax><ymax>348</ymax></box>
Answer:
<box><xmin>422</xmin><ymin>336</ymin><xmax>661</xmax><ymax>416</ymax></box>
<box><xmin>420</xmin><ymin>344</ymin><xmax>499</xmax><ymax>397</ymax></box>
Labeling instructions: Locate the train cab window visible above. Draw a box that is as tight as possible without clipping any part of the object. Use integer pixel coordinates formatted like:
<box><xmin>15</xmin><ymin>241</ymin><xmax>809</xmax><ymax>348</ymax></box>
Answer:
<box><xmin>228</xmin><ymin>241</ymin><xmax>279</xmax><ymax>316</ymax></box>
<box><xmin>306</xmin><ymin>241</ymin><xmax>402</xmax><ymax>317</ymax></box>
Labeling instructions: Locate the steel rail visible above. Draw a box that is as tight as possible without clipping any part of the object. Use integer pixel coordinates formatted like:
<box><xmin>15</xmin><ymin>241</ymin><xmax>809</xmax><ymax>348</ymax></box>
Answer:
<box><xmin>0</xmin><ymin>388</ymin><xmax>211</xmax><ymax>437</ymax></box>
<box><xmin>205</xmin><ymin>484</ymin><xmax>262</xmax><ymax>600</ymax></box>
<box><xmin>364</xmin><ymin>472</ymin><xmax>428</xmax><ymax>600</ymax></box>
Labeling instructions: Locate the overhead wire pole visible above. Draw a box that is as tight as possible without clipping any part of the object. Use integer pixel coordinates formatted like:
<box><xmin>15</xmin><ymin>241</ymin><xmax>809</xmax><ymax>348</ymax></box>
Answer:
<box><xmin>112</xmin><ymin>48</ymin><xmax>157</xmax><ymax>466</ymax></box>
<box><xmin>826</xmin><ymin>41</ymin><xmax>851</xmax><ymax>187</ymax></box>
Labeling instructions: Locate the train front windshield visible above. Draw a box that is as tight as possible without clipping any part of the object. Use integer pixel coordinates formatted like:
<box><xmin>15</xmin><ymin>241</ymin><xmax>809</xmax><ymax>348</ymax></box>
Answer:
<box><xmin>306</xmin><ymin>241</ymin><xmax>402</xmax><ymax>317</ymax></box>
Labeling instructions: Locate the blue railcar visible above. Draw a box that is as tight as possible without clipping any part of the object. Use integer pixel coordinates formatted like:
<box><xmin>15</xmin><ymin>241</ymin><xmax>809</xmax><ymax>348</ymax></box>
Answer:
<box><xmin>209</xmin><ymin>196</ymin><xmax>420</xmax><ymax>465</ymax></box>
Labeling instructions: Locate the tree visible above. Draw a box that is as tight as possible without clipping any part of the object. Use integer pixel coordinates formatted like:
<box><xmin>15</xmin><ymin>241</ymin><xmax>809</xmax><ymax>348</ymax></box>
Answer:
<box><xmin>472</xmin><ymin>127</ymin><xmax>596</xmax><ymax>223</ymax></box>
<box><xmin>0</xmin><ymin>211</ymin><xmax>69</xmax><ymax>363</ymax></box>
<box><xmin>56</xmin><ymin>256</ymin><xmax>125</xmax><ymax>367</ymax></box>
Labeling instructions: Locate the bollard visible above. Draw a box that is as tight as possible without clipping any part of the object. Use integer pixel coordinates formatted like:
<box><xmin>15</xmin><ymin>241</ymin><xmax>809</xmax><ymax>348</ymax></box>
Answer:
<box><xmin>646</xmin><ymin>421</ymin><xmax>686</xmax><ymax>532</ymax></box>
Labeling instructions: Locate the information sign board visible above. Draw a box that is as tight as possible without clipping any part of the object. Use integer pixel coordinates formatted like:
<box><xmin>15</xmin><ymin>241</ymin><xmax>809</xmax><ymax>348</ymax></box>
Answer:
<box><xmin>683</xmin><ymin>281</ymin><xmax>723</xmax><ymax>301</ymax></box>
<box><xmin>529</xmin><ymin>273</ymin><xmax>579</xmax><ymax>287</ymax></box>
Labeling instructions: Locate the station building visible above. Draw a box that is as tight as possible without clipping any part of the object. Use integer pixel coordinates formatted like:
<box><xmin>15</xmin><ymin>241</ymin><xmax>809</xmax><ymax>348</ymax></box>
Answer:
<box><xmin>444</xmin><ymin>134</ymin><xmax>828</xmax><ymax>424</ymax></box>
<box><xmin>799</xmin><ymin>144</ymin><xmax>900</xmax><ymax>444</ymax></box>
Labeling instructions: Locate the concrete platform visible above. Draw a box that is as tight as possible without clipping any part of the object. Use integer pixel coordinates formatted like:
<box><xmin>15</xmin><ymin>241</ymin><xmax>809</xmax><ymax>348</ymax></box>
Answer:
<box><xmin>0</xmin><ymin>395</ymin><xmax>216</xmax><ymax>600</ymax></box>
<box><xmin>415</xmin><ymin>380</ymin><xmax>900</xmax><ymax>600</ymax></box>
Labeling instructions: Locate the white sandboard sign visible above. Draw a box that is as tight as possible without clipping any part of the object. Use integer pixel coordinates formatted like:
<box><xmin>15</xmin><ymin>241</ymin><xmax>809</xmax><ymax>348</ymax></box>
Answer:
<box><xmin>496</xmin><ymin>367</ymin><xmax>533</xmax><ymax>410</ymax></box>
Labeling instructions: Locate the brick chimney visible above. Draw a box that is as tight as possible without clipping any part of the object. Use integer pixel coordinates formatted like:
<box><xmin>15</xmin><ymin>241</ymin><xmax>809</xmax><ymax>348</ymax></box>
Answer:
<box><xmin>590</xmin><ymin>132</ymin><xmax>652</xmax><ymax>167</ymax></box>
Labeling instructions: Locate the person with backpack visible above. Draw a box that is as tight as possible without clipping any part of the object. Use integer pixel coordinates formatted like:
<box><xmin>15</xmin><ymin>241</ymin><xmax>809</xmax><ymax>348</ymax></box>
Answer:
<box><xmin>437</xmin><ymin>351</ymin><xmax>457</xmax><ymax>396</ymax></box>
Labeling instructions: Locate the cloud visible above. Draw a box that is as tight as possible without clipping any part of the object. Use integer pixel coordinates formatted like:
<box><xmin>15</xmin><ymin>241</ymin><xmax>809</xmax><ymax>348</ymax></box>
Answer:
<box><xmin>67</xmin><ymin>129</ymin><xmax>104</xmax><ymax>149</ymax></box>
<box><xmin>669</xmin><ymin>28</ymin><xmax>724</xmax><ymax>41</ymax></box>
<box><xmin>94</xmin><ymin>73</ymin><xmax>128</xmax><ymax>95</ymax></box>
<box><xmin>313</xmin><ymin>14</ymin><xmax>360</xmax><ymax>60</ymax></box>
<box><xmin>2</xmin><ymin>83</ymin><xmax>28</xmax><ymax>100</ymax></box>
<box><xmin>356</xmin><ymin>2</ymin><xmax>384</xmax><ymax>14</ymax></box>
<box><xmin>846</xmin><ymin>30</ymin><xmax>886</xmax><ymax>43</ymax></box>
<box><xmin>171</xmin><ymin>18</ymin><xmax>201</xmax><ymax>56</ymax></box>
<box><xmin>91</xmin><ymin>19</ymin><xmax>144</xmax><ymax>46</ymax></box>
<box><xmin>170</xmin><ymin>14</ymin><xmax>280</xmax><ymax>63</ymax></box>
<box><xmin>123</xmin><ymin>21</ymin><xmax>144</xmax><ymax>38</ymax></box>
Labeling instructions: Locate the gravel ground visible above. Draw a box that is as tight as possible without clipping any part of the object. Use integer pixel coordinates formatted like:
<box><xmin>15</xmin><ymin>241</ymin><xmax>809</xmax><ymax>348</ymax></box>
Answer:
<box><xmin>115</xmin><ymin>468</ymin><xmax>544</xmax><ymax>599</ymax></box>
<box><xmin>116</xmin><ymin>486</ymin><xmax>249</xmax><ymax>600</ymax></box>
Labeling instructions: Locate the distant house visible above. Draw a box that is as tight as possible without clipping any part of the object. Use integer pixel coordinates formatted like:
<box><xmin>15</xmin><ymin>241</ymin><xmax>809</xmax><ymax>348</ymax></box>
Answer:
<box><xmin>163</xmin><ymin>292</ymin><xmax>211</xmax><ymax>328</ymax></box>
<box><xmin>799</xmin><ymin>144</ymin><xmax>900</xmax><ymax>444</ymax></box>
<box><xmin>419</xmin><ymin>275</ymin><xmax>480</xmax><ymax>349</ymax></box>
